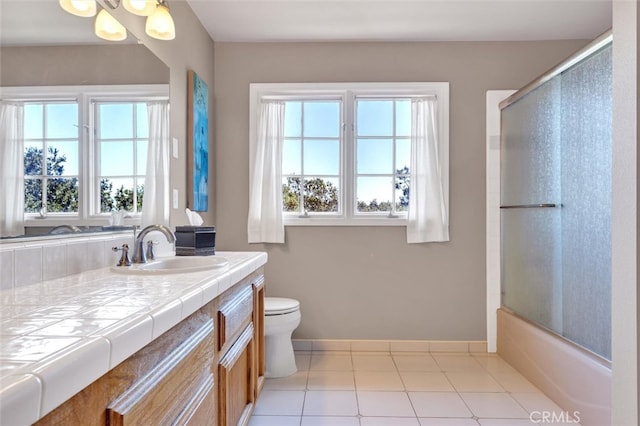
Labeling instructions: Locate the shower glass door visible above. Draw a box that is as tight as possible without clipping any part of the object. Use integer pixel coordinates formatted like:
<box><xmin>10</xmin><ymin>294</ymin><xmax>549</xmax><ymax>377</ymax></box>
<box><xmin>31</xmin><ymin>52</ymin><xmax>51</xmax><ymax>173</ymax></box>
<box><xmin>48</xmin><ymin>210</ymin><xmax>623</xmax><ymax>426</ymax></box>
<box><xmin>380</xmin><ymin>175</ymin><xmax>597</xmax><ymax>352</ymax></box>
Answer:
<box><xmin>500</xmin><ymin>43</ymin><xmax>612</xmax><ymax>360</ymax></box>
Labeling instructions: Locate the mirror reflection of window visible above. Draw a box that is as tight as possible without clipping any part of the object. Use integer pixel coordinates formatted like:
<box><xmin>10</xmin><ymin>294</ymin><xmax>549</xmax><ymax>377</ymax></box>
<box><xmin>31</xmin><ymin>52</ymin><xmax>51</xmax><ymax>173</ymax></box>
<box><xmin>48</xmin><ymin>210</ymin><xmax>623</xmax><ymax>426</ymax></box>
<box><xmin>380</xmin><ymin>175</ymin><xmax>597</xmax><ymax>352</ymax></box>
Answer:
<box><xmin>23</xmin><ymin>101</ymin><xmax>80</xmax><ymax>214</ymax></box>
<box><xmin>96</xmin><ymin>102</ymin><xmax>149</xmax><ymax>214</ymax></box>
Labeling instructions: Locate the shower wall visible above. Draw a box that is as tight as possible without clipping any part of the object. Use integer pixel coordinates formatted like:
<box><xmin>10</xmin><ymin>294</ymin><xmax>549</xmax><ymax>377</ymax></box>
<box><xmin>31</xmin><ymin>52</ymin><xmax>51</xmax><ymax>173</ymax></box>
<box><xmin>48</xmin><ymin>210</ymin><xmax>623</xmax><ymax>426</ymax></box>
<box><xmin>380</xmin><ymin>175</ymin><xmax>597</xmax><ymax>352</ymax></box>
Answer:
<box><xmin>500</xmin><ymin>43</ymin><xmax>612</xmax><ymax>360</ymax></box>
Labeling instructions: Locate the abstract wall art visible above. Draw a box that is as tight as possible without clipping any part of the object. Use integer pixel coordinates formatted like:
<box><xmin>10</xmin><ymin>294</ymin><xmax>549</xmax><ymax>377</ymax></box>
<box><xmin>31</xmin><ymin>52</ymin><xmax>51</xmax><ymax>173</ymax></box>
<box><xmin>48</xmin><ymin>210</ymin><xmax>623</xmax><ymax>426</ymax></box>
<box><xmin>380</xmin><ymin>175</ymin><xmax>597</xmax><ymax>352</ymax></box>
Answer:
<box><xmin>187</xmin><ymin>70</ymin><xmax>209</xmax><ymax>211</ymax></box>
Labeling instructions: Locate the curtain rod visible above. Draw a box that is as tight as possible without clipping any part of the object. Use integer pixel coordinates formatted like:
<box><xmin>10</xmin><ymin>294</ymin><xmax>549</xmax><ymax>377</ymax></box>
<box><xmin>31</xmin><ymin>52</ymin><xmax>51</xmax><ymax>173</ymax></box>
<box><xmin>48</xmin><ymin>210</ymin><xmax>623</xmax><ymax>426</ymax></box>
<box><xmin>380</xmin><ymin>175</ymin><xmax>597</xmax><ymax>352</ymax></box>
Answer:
<box><xmin>499</xmin><ymin>29</ymin><xmax>612</xmax><ymax>110</ymax></box>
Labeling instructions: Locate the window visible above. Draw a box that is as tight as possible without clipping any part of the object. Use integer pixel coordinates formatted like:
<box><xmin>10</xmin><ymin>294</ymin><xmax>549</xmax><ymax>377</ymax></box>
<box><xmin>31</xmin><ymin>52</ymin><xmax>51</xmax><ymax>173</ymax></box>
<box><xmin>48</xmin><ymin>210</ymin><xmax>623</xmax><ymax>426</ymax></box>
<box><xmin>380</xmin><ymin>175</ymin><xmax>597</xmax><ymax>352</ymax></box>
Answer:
<box><xmin>282</xmin><ymin>100</ymin><xmax>342</xmax><ymax>215</ymax></box>
<box><xmin>355</xmin><ymin>98</ymin><xmax>411</xmax><ymax>215</ymax></box>
<box><xmin>23</xmin><ymin>101</ymin><xmax>80</xmax><ymax>214</ymax></box>
<box><xmin>95</xmin><ymin>102</ymin><xmax>149</xmax><ymax>214</ymax></box>
<box><xmin>250</xmin><ymin>82</ymin><xmax>449</xmax><ymax>226</ymax></box>
<box><xmin>2</xmin><ymin>85</ymin><xmax>169</xmax><ymax>225</ymax></box>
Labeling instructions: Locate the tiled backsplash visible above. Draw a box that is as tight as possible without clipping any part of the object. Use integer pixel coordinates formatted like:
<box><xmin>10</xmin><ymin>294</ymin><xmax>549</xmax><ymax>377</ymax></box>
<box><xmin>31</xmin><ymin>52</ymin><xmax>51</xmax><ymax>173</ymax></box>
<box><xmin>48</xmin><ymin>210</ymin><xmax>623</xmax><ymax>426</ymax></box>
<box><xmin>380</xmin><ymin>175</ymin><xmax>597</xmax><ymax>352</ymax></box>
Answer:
<box><xmin>0</xmin><ymin>234</ymin><xmax>133</xmax><ymax>290</ymax></box>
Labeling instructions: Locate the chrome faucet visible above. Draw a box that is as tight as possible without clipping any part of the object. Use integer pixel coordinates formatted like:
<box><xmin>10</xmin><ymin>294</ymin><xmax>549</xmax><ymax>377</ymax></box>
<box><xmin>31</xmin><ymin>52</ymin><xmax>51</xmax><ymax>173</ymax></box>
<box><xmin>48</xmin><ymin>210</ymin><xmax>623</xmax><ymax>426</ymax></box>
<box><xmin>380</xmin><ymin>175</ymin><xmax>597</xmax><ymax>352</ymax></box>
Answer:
<box><xmin>132</xmin><ymin>224</ymin><xmax>176</xmax><ymax>264</ymax></box>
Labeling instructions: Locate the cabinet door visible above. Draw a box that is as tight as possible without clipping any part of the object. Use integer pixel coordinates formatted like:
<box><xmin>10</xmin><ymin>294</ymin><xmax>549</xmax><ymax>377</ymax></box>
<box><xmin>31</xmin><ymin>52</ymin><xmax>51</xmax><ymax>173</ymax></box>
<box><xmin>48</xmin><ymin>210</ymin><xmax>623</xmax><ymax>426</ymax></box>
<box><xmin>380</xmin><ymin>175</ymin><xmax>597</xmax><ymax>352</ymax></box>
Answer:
<box><xmin>218</xmin><ymin>286</ymin><xmax>253</xmax><ymax>352</ymax></box>
<box><xmin>218</xmin><ymin>323</ymin><xmax>255</xmax><ymax>426</ymax></box>
<box><xmin>252</xmin><ymin>277</ymin><xmax>265</xmax><ymax>396</ymax></box>
<box><xmin>107</xmin><ymin>319</ymin><xmax>215</xmax><ymax>425</ymax></box>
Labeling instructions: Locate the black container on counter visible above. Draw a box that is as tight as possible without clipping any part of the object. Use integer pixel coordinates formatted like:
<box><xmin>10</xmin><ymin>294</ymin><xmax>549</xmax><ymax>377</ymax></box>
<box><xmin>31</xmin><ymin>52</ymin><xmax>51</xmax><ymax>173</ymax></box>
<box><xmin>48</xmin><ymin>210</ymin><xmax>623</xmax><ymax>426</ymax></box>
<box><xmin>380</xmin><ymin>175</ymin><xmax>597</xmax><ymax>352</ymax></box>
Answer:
<box><xmin>175</xmin><ymin>226</ymin><xmax>216</xmax><ymax>256</ymax></box>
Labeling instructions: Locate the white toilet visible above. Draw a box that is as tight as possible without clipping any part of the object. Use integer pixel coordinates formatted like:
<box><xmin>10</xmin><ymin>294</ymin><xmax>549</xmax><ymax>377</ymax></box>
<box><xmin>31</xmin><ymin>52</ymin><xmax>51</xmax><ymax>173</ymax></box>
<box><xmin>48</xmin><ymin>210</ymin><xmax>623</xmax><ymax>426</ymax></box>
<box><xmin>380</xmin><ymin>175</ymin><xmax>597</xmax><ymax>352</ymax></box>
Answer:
<box><xmin>264</xmin><ymin>297</ymin><xmax>301</xmax><ymax>378</ymax></box>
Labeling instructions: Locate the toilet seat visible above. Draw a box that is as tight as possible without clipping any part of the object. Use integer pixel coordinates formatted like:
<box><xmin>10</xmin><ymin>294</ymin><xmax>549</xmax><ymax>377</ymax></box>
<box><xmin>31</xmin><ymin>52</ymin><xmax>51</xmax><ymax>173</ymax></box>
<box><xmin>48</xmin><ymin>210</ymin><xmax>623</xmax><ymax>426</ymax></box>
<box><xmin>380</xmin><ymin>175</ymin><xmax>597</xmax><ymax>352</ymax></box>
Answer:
<box><xmin>265</xmin><ymin>297</ymin><xmax>300</xmax><ymax>316</ymax></box>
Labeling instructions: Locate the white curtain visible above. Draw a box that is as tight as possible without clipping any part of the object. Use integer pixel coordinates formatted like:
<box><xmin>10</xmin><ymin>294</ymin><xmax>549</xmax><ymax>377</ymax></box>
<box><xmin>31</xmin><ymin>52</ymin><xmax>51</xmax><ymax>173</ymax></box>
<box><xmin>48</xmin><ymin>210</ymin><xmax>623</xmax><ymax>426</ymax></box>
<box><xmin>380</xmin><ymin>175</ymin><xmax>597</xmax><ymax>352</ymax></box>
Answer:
<box><xmin>248</xmin><ymin>101</ymin><xmax>285</xmax><ymax>243</ymax></box>
<box><xmin>141</xmin><ymin>101</ymin><xmax>170</xmax><ymax>226</ymax></box>
<box><xmin>0</xmin><ymin>102</ymin><xmax>25</xmax><ymax>237</ymax></box>
<box><xmin>407</xmin><ymin>97</ymin><xmax>449</xmax><ymax>243</ymax></box>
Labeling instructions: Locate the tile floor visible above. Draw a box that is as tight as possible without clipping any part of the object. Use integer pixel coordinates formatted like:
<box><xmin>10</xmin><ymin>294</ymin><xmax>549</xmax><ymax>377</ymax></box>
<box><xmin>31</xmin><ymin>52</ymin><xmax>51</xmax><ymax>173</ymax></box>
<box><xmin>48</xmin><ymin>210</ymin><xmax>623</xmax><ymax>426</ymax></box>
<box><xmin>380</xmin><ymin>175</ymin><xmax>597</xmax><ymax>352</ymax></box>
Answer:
<box><xmin>249</xmin><ymin>351</ymin><xmax>581</xmax><ymax>426</ymax></box>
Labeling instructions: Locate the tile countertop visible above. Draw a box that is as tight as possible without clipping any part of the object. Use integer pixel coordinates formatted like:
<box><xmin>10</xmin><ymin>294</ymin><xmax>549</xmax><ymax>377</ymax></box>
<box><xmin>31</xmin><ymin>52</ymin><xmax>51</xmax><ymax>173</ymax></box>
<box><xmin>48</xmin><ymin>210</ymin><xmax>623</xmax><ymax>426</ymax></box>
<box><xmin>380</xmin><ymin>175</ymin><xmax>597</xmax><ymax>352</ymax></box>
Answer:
<box><xmin>0</xmin><ymin>251</ymin><xmax>267</xmax><ymax>425</ymax></box>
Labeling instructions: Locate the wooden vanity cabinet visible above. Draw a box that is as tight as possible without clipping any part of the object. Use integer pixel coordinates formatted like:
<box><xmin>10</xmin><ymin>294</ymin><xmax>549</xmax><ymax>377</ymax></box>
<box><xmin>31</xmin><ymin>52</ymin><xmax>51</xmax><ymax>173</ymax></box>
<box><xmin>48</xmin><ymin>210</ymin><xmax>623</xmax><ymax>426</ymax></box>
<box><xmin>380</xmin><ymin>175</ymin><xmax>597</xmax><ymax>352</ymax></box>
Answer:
<box><xmin>34</xmin><ymin>268</ymin><xmax>265</xmax><ymax>426</ymax></box>
<box><xmin>215</xmin><ymin>275</ymin><xmax>264</xmax><ymax>426</ymax></box>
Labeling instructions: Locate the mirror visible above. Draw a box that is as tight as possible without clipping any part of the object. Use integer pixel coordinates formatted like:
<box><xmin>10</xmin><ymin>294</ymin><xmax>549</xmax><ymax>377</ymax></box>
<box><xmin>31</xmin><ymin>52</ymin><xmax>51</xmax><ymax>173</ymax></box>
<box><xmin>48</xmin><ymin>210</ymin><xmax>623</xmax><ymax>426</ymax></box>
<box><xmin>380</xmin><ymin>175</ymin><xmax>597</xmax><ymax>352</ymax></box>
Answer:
<box><xmin>0</xmin><ymin>0</ymin><xmax>170</xmax><ymax>241</ymax></box>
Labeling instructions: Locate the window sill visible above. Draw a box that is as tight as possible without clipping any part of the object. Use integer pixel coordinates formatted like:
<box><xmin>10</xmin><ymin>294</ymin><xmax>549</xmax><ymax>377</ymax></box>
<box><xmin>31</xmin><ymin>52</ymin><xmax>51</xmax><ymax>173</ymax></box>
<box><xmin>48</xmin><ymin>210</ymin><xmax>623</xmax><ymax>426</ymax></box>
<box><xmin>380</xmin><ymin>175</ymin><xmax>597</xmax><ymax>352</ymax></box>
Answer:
<box><xmin>24</xmin><ymin>217</ymin><xmax>141</xmax><ymax>228</ymax></box>
<box><xmin>284</xmin><ymin>216</ymin><xmax>407</xmax><ymax>227</ymax></box>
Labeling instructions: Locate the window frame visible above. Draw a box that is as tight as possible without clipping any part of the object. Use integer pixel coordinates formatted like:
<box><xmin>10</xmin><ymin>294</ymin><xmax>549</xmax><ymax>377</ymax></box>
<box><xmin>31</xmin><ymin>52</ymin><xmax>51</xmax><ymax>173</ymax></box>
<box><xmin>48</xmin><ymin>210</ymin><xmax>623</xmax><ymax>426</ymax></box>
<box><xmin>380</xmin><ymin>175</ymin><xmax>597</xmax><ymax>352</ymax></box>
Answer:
<box><xmin>2</xmin><ymin>84</ymin><xmax>169</xmax><ymax>228</ymax></box>
<box><xmin>249</xmin><ymin>82</ymin><xmax>449</xmax><ymax>226</ymax></box>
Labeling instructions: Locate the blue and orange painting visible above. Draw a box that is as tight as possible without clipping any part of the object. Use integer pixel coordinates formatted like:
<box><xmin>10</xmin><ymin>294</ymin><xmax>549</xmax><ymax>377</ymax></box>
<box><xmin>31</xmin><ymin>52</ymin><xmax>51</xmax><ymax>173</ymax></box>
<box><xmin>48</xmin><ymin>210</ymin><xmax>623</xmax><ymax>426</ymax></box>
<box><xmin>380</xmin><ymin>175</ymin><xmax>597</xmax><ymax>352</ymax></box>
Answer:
<box><xmin>191</xmin><ymin>71</ymin><xmax>208</xmax><ymax>211</ymax></box>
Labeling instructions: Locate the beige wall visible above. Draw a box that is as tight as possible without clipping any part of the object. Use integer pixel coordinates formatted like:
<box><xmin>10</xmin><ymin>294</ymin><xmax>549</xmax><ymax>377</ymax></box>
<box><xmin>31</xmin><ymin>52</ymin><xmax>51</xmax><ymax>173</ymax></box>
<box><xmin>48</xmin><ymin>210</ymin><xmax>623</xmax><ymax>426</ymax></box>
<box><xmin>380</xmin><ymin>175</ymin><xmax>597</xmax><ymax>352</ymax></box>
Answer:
<box><xmin>0</xmin><ymin>45</ymin><xmax>168</xmax><ymax>86</ymax></box>
<box><xmin>214</xmin><ymin>40</ymin><xmax>588</xmax><ymax>340</ymax></box>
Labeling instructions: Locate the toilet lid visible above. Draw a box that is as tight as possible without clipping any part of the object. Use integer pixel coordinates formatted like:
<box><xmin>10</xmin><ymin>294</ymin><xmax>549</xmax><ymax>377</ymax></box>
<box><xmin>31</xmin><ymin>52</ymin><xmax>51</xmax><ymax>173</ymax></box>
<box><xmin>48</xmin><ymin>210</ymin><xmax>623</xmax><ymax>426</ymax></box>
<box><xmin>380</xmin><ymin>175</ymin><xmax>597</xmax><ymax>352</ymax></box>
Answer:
<box><xmin>265</xmin><ymin>297</ymin><xmax>300</xmax><ymax>315</ymax></box>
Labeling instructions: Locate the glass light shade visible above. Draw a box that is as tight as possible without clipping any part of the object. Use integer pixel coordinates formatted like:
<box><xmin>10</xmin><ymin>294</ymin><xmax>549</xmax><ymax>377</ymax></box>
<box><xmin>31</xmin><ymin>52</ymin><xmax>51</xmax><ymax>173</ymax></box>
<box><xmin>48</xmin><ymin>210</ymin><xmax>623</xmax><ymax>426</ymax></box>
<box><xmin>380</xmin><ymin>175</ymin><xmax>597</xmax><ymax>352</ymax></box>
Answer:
<box><xmin>145</xmin><ymin>4</ymin><xmax>175</xmax><ymax>40</ymax></box>
<box><xmin>95</xmin><ymin>9</ymin><xmax>127</xmax><ymax>41</ymax></box>
<box><xmin>59</xmin><ymin>0</ymin><xmax>97</xmax><ymax>17</ymax></box>
<box><xmin>123</xmin><ymin>0</ymin><xmax>156</xmax><ymax>16</ymax></box>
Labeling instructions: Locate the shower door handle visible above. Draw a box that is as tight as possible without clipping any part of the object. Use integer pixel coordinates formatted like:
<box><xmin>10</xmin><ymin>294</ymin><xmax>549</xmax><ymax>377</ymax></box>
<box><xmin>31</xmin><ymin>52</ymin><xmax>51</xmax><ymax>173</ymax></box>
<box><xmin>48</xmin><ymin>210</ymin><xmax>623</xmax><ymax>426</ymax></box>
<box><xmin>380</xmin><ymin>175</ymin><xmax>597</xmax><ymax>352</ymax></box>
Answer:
<box><xmin>499</xmin><ymin>204</ymin><xmax>559</xmax><ymax>209</ymax></box>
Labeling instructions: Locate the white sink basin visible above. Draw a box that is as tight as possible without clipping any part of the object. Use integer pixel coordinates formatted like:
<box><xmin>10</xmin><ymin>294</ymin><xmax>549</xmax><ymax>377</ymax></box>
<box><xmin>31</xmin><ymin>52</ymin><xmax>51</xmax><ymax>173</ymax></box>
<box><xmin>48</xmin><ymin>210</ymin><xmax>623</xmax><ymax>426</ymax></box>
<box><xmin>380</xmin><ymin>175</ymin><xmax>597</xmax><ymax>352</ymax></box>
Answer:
<box><xmin>110</xmin><ymin>256</ymin><xmax>229</xmax><ymax>275</ymax></box>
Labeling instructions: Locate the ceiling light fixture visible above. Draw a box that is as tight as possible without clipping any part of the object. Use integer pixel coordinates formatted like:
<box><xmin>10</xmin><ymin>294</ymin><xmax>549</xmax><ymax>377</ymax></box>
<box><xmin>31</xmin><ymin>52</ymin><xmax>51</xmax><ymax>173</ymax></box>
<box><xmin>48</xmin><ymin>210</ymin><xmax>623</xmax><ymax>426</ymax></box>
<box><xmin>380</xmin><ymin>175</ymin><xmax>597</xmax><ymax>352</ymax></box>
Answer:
<box><xmin>145</xmin><ymin>0</ymin><xmax>175</xmax><ymax>41</ymax></box>
<box><xmin>123</xmin><ymin>0</ymin><xmax>156</xmax><ymax>16</ymax></box>
<box><xmin>95</xmin><ymin>9</ymin><xmax>127</xmax><ymax>41</ymax></box>
<box><xmin>59</xmin><ymin>0</ymin><xmax>97</xmax><ymax>17</ymax></box>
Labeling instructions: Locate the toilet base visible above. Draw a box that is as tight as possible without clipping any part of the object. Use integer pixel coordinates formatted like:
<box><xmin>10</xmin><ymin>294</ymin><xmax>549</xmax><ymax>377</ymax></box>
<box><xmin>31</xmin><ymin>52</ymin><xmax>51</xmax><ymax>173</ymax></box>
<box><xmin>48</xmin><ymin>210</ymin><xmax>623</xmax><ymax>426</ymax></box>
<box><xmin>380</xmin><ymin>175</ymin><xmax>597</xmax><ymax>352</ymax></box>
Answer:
<box><xmin>265</xmin><ymin>332</ymin><xmax>297</xmax><ymax>378</ymax></box>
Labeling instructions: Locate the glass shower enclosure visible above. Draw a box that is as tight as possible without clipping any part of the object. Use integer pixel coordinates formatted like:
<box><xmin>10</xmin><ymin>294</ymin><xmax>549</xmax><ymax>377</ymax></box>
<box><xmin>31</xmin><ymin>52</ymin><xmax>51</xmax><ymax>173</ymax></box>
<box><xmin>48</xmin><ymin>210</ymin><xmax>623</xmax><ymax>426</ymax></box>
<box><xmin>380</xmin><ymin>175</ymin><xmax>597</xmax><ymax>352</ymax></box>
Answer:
<box><xmin>500</xmin><ymin>34</ymin><xmax>612</xmax><ymax>360</ymax></box>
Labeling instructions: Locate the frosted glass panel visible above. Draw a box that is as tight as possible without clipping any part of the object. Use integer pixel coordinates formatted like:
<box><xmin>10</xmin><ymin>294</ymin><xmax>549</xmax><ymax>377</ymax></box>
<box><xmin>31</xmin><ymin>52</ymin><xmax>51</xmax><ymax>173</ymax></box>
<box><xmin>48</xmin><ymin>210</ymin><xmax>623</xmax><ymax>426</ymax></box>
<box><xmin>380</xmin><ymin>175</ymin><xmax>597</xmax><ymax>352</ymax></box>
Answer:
<box><xmin>501</xmin><ymin>208</ymin><xmax>562</xmax><ymax>331</ymax></box>
<box><xmin>500</xmin><ymin>43</ymin><xmax>611</xmax><ymax>360</ymax></box>
<box><xmin>560</xmin><ymin>46</ymin><xmax>612</xmax><ymax>360</ymax></box>
<box><xmin>501</xmin><ymin>79</ymin><xmax>561</xmax><ymax>206</ymax></box>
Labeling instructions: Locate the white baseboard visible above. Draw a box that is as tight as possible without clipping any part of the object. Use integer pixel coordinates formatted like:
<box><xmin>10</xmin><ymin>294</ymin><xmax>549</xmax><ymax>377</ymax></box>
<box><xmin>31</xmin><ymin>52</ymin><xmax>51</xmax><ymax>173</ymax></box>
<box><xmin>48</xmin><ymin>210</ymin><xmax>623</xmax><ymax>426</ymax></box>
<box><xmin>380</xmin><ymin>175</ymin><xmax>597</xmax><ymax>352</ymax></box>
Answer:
<box><xmin>292</xmin><ymin>339</ymin><xmax>488</xmax><ymax>353</ymax></box>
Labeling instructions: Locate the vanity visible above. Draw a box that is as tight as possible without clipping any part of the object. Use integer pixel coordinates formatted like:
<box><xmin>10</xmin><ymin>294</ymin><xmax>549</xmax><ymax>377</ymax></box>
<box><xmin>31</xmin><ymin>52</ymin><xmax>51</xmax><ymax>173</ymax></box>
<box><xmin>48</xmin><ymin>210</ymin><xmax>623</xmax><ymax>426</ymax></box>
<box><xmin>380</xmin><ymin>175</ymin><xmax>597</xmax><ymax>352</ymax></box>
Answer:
<box><xmin>0</xmin><ymin>251</ymin><xmax>267</xmax><ymax>425</ymax></box>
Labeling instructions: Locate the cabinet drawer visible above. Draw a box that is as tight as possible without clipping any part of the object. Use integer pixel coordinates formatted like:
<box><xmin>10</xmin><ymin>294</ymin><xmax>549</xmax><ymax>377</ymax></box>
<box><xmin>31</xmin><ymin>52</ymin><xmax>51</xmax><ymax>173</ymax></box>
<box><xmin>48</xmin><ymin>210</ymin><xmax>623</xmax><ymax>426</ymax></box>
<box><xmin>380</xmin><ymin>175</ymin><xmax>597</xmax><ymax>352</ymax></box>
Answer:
<box><xmin>218</xmin><ymin>286</ymin><xmax>253</xmax><ymax>351</ymax></box>
<box><xmin>107</xmin><ymin>319</ymin><xmax>215</xmax><ymax>425</ymax></box>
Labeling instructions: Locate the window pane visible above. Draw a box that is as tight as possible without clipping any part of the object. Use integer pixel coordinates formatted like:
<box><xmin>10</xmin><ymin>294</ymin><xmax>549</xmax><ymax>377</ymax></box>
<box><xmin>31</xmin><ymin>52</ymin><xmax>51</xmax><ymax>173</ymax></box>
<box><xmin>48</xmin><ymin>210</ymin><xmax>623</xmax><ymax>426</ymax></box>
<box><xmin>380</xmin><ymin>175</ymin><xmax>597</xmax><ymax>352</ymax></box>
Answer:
<box><xmin>283</xmin><ymin>139</ymin><xmax>301</xmax><ymax>175</ymax></box>
<box><xmin>303</xmin><ymin>139</ymin><xmax>339</xmax><ymax>175</ymax></box>
<box><xmin>282</xmin><ymin>176</ymin><xmax>302</xmax><ymax>212</ymax></box>
<box><xmin>304</xmin><ymin>177</ymin><xmax>339</xmax><ymax>213</ymax></box>
<box><xmin>101</xmin><ymin>141</ymin><xmax>134</xmax><ymax>176</ymax></box>
<box><xmin>105</xmin><ymin>178</ymin><xmax>135</xmax><ymax>212</ymax></box>
<box><xmin>395</xmin><ymin>173</ymin><xmax>410</xmax><ymax>211</ymax></box>
<box><xmin>136</xmin><ymin>103</ymin><xmax>149</xmax><ymax>138</ymax></box>
<box><xmin>284</xmin><ymin>102</ymin><xmax>302</xmax><ymax>137</ymax></box>
<box><xmin>303</xmin><ymin>102</ymin><xmax>340</xmax><ymax>137</ymax></box>
<box><xmin>357</xmin><ymin>176</ymin><xmax>393</xmax><ymax>212</ymax></box>
<box><xmin>100</xmin><ymin>177</ymin><xmax>115</xmax><ymax>213</ymax></box>
<box><xmin>396</xmin><ymin>100</ymin><xmax>411</xmax><ymax>137</ymax></box>
<box><xmin>46</xmin><ymin>177</ymin><xmax>79</xmax><ymax>212</ymax></box>
<box><xmin>357</xmin><ymin>100</ymin><xmax>393</xmax><ymax>136</ymax></box>
<box><xmin>136</xmin><ymin>178</ymin><xmax>144</xmax><ymax>212</ymax></box>
<box><xmin>24</xmin><ymin>142</ymin><xmax>43</xmax><ymax>176</ymax></box>
<box><xmin>46</xmin><ymin>103</ymin><xmax>77</xmax><ymax>139</ymax></box>
<box><xmin>99</xmin><ymin>104</ymin><xmax>133</xmax><ymax>139</ymax></box>
<box><xmin>136</xmin><ymin>140</ymin><xmax>148</xmax><ymax>174</ymax></box>
<box><xmin>24</xmin><ymin>178</ymin><xmax>42</xmax><ymax>212</ymax></box>
<box><xmin>24</xmin><ymin>104</ymin><xmax>43</xmax><ymax>139</ymax></box>
<box><xmin>47</xmin><ymin>141</ymin><xmax>78</xmax><ymax>176</ymax></box>
<box><xmin>396</xmin><ymin>139</ymin><xmax>411</xmax><ymax>173</ymax></box>
<box><xmin>357</xmin><ymin>138</ymin><xmax>393</xmax><ymax>174</ymax></box>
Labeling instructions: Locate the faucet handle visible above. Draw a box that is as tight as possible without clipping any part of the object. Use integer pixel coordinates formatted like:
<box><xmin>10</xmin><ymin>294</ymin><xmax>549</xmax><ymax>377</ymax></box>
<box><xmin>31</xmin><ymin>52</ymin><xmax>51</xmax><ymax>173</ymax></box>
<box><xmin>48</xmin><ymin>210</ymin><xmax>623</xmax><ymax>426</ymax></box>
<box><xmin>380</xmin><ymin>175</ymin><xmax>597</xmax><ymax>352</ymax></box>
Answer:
<box><xmin>112</xmin><ymin>243</ymin><xmax>132</xmax><ymax>267</ymax></box>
